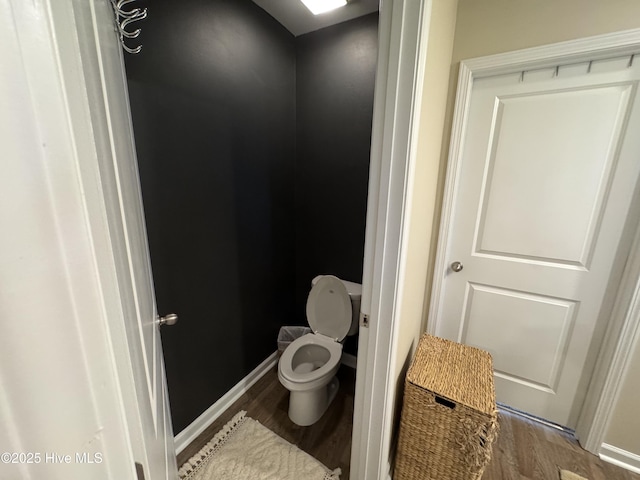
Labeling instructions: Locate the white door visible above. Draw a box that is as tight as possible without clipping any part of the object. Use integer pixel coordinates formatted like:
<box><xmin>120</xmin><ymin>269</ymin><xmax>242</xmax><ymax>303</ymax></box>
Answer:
<box><xmin>0</xmin><ymin>0</ymin><xmax>177</xmax><ymax>478</ymax></box>
<box><xmin>434</xmin><ymin>55</ymin><xmax>640</xmax><ymax>427</ymax></box>
<box><xmin>83</xmin><ymin>0</ymin><xmax>178</xmax><ymax>477</ymax></box>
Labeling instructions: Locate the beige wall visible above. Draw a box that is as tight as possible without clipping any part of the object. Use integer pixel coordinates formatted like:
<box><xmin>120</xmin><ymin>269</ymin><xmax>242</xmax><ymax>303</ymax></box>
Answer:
<box><xmin>605</xmin><ymin>329</ymin><xmax>640</xmax><ymax>454</ymax></box>
<box><xmin>453</xmin><ymin>0</ymin><xmax>640</xmax><ymax>63</ymax></box>
<box><xmin>418</xmin><ymin>0</ymin><xmax>640</xmax><ymax>462</ymax></box>
<box><xmin>392</xmin><ymin>0</ymin><xmax>458</xmax><ymax>414</ymax></box>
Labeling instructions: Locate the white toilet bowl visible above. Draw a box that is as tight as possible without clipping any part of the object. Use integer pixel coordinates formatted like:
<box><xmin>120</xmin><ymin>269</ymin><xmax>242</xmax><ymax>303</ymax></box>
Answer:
<box><xmin>277</xmin><ymin>333</ymin><xmax>342</xmax><ymax>426</ymax></box>
<box><xmin>277</xmin><ymin>275</ymin><xmax>361</xmax><ymax>426</ymax></box>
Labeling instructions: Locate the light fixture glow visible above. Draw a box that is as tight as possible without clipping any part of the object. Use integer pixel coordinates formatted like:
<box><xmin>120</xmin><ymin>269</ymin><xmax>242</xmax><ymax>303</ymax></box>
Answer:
<box><xmin>300</xmin><ymin>0</ymin><xmax>347</xmax><ymax>15</ymax></box>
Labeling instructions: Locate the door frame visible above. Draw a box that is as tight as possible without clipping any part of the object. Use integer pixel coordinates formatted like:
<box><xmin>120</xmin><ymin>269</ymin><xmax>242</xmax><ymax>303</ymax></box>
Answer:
<box><xmin>77</xmin><ymin>0</ymin><xmax>178</xmax><ymax>475</ymax></box>
<box><xmin>351</xmin><ymin>0</ymin><xmax>434</xmax><ymax>478</ymax></box>
<box><xmin>54</xmin><ymin>0</ymin><xmax>177</xmax><ymax>476</ymax></box>
<box><xmin>427</xmin><ymin>28</ymin><xmax>640</xmax><ymax>454</ymax></box>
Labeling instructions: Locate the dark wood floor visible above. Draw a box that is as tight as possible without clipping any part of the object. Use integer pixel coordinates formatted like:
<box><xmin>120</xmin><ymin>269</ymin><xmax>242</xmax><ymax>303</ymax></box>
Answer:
<box><xmin>177</xmin><ymin>365</ymin><xmax>639</xmax><ymax>480</ymax></box>
<box><xmin>177</xmin><ymin>364</ymin><xmax>355</xmax><ymax>478</ymax></box>
<box><xmin>482</xmin><ymin>410</ymin><xmax>640</xmax><ymax>480</ymax></box>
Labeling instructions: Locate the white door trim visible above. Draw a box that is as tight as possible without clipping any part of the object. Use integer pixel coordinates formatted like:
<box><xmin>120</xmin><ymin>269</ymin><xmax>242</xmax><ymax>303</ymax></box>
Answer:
<box><xmin>351</xmin><ymin>0</ymin><xmax>433</xmax><ymax>478</ymax></box>
<box><xmin>62</xmin><ymin>0</ymin><xmax>177</xmax><ymax>476</ymax></box>
<box><xmin>585</xmin><ymin>219</ymin><xmax>640</xmax><ymax>454</ymax></box>
<box><xmin>0</xmin><ymin>0</ymin><xmax>177</xmax><ymax>477</ymax></box>
<box><xmin>428</xmin><ymin>28</ymin><xmax>640</xmax><ymax>455</ymax></box>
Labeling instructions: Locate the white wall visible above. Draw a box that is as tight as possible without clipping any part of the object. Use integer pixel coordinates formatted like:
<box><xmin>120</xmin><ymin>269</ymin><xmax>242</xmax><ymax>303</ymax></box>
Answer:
<box><xmin>0</xmin><ymin>1</ymin><xmax>135</xmax><ymax>478</ymax></box>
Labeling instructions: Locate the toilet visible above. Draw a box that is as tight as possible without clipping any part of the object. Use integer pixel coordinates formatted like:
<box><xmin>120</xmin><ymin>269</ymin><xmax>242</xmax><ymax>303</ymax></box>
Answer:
<box><xmin>278</xmin><ymin>275</ymin><xmax>361</xmax><ymax>426</ymax></box>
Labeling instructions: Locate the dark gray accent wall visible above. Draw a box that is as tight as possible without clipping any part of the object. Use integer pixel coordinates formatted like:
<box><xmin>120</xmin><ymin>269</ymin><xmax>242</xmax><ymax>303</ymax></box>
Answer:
<box><xmin>124</xmin><ymin>0</ymin><xmax>296</xmax><ymax>433</ymax></box>
<box><xmin>294</xmin><ymin>14</ymin><xmax>378</xmax><ymax>355</ymax></box>
<box><xmin>124</xmin><ymin>1</ymin><xmax>377</xmax><ymax>435</ymax></box>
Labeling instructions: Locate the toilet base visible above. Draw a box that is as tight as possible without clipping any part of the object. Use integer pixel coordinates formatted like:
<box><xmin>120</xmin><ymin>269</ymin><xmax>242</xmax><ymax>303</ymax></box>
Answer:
<box><xmin>288</xmin><ymin>376</ymin><xmax>340</xmax><ymax>426</ymax></box>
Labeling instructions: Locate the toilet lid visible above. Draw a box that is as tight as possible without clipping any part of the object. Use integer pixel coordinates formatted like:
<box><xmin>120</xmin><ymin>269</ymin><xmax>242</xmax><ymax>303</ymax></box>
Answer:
<box><xmin>306</xmin><ymin>275</ymin><xmax>351</xmax><ymax>341</ymax></box>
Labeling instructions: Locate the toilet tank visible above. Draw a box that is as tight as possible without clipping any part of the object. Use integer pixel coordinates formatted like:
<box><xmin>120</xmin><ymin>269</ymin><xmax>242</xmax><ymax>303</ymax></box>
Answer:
<box><xmin>312</xmin><ymin>275</ymin><xmax>362</xmax><ymax>337</ymax></box>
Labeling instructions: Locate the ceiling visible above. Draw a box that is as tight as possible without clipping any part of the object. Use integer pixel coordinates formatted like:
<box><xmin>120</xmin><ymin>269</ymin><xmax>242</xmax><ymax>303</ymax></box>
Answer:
<box><xmin>252</xmin><ymin>0</ymin><xmax>379</xmax><ymax>37</ymax></box>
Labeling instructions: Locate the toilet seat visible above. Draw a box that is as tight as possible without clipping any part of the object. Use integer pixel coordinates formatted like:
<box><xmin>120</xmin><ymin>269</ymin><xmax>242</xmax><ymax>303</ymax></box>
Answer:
<box><xmin>278</xmin><ymin>333</ymin><xmax>342</xmax><ymax>389</ymax></box>
<box><xmin>306</xmin><ymin>275</ymin><xmax>352</xmax><ymax>341</ymax></box>
<box><xmin>277</xmin><ymin>275</ymin><xmax>357</xmax><ymax>425</ymax></box>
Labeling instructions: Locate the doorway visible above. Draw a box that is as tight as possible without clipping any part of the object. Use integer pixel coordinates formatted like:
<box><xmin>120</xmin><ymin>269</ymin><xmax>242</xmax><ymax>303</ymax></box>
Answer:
<box><xmin>123</xmin><ymin>0</ymin><xmax>378</xmax><ymax>440</ymax></box>
<box><xmin>430</xmin><ymin>35</ymin><xmax>640</xmax><ymax>431</ymax></box>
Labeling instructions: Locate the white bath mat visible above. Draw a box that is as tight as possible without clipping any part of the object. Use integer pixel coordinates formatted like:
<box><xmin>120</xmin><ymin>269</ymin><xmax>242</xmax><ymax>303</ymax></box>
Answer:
<box><xmin>178</xmin><ymin>411</ymin><xmax>341</xmax><ymax>480</ymax></box>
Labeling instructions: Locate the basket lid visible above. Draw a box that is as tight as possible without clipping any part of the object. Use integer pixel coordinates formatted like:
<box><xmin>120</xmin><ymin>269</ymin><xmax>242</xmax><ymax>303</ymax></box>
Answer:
<box><xmin>407</xmin><ymin>335</ymin><xmax>496</xmax><ymax>415</ymax></box>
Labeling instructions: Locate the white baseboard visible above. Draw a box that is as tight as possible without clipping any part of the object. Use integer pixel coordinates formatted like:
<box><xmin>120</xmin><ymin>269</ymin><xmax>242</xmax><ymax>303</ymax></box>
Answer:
<box><xmin>341</xmin><ymin>352</ymin><xmax>357</xmax><ymax>369</ymax></box>
<box><xmin>600</xmin><ymin>443</ymin><xmax>640</xmax><ymax>475</ymax></box>
<box><xmin>175</xmin><ymin>349</ymin><xmax>358</xmax><ymax>455</ymax></box>
<box><xmin>174</xmin><ymin>351</ymin><xmax>279</xmax><ymax>455</ymax></box>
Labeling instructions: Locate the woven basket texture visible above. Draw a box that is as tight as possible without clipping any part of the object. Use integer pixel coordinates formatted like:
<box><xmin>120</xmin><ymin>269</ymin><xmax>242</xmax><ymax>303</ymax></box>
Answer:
<box><xmin>394</xmin><ymin>335</ymin><xmax>498</xmax><ymax>480</ymax></box>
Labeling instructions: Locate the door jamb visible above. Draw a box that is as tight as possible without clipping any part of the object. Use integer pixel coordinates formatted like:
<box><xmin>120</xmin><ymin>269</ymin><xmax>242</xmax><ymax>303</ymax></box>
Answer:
<box><xmin>351</xmin><ymin>0</ymin><xmax>433</xmax><ymax>478</ymax></box>
<box><xmin>426</xmin><ymin>28</ymin><xmax>640</xmax><ymax>455</ymax></box>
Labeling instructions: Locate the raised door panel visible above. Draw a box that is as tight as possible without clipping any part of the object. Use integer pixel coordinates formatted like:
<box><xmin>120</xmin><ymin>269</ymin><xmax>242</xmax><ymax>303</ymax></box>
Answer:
<box><xmin>476</xmin><ymin>85</ymin><xmax>632</xmax><ymax>268</ymax></box>
<box><xmin>437</xmin><ymin>55</ymin><xmax>640</xmax><ymax>426</ymax></box>
<box><xmin>462</xmin><ymin>284</ymin><xmax>577</xmax><ymax>392</ymax></box>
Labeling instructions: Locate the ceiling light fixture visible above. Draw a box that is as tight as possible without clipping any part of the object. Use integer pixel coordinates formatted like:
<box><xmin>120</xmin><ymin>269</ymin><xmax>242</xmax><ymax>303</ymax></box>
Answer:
<box><xmin>300</xmin><ymin>0</ymin><xmax>347</xmax><ymax>15</ymax></box>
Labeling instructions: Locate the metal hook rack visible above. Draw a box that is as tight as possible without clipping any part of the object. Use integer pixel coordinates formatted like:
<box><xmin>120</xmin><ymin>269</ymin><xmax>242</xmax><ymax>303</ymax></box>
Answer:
<box><xmin>110</xmin><ymin>0</ymin><xmax>147</xmax><ymax>54</ymax></box>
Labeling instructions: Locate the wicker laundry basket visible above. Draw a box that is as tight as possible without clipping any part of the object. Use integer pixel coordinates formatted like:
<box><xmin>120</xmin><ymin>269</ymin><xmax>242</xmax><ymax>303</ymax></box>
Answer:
<box><xmin>394</xmin><ymin>335</ymin><xmax>498</xmax><ymax>480</ymax></box>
